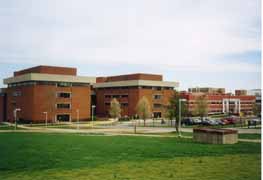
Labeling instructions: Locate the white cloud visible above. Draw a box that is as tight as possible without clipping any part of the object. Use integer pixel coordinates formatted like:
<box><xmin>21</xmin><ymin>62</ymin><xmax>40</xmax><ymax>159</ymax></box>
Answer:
<box><xmin>0</xmin><ymin>0</ymin><xmax>261</xmax><ymax>72</ymax></box>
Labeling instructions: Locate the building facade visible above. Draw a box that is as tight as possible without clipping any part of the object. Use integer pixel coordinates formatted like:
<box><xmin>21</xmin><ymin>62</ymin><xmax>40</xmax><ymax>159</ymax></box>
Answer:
<box><xmin>0</xmin><ymin>89</ymin><xmax>7</xmax><ymax>122</ymax></box>
<box><xmin>181</xmin><ymin>90</ymin><xmax>256</xmax><ymax>115</ymax></box>
<box><xmin>94</xmin><ymin>74</ymin><xmax>179</xmax><ymax>118</ymax></box>
<box><xmin>3</xmin><ymin>66</ymin><xmax>96</xmax><ymax>123</ymax></box>
<box><xmin>248</xmin><ymin>89</ymin><xmax>261</xmax><ymax>106</ymax></box>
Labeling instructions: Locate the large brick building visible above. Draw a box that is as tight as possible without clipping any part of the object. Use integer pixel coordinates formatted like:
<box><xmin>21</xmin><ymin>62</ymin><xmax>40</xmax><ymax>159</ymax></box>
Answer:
<box><xmin>2</xmin><ymin>66</ymin><xmax>96</xmax><ymax>123</ymax></box>
<box><xmin>181</xmin><ymin>88</ymin><xmax>256</xmax><ymax>115</ymax></box>
<box><xmin>94</xmin><ymin>73</ymin><xmax>179</xmax><ymax>118</ymax></box>
<box><xmin>0</xmin><ymin>66</ymin><xmax>257</xmax><ymax>123</ymax></box>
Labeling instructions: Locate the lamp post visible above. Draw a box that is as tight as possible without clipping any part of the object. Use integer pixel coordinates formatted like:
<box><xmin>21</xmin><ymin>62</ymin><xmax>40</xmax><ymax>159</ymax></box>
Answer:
<box><xmin>14</xmin><ymin>108</ymin><xmax>21</xmax><ymax>130</ymax></box>
<box><xmin>92</xmin><ymin>105</ymin><xmax>96</xmax><ymax>127</ymax></box>
<box><xmin>43</xmin><ymin>112</ymin><xmax>48</xmax><ymax>128</ymax></box>
<box><xmin>179</xmin><ymin>99</ymin><xmax>186</xmax><ymax>137</ymax></box>
<box><xmin>76</xmin><ymin>109</ymin><xmax>79</xmax><ymax>130</ymax></box>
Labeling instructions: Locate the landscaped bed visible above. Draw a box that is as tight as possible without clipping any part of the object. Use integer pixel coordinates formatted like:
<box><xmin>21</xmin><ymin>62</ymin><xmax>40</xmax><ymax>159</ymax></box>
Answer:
<box><xmin>0</xmin><ymin>132</ymin><xmax>260</xmax><ymax>180</ymax></box>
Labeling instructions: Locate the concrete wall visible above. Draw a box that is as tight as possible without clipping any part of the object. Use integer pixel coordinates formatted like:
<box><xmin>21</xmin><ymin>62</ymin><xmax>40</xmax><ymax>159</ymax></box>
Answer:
<box><xmin>193</xmin><ymin>129</ymin><xmax>238</xmax><ymax>144</ymax></box>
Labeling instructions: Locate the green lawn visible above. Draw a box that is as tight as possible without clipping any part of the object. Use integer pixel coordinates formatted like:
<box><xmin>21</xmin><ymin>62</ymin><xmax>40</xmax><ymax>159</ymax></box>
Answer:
<box><xmin>0</xmin><ymin>125</ymin><xmax>24</xmax><ymax>130</ymax></box>
<box><xmin>144</xmin><ymin>131</ymin><xmax>261</xmax><ymax>140</ymax></box>
<box><xmin>0</xmin><ymin>133</ymin><xmax>261</xmax><ymax>180</ymax></box>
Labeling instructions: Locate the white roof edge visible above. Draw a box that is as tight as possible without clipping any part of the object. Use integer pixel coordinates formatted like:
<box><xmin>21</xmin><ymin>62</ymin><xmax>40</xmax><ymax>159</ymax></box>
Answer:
<box><xmin>3</xmin><ymin>73</ymin><xmax>96</xmax><ymax>84</ymax></box>
<box><xmin>93</xmin><ymin>80</ymin><xmax>179</xmax><ymax>88</ymax></box>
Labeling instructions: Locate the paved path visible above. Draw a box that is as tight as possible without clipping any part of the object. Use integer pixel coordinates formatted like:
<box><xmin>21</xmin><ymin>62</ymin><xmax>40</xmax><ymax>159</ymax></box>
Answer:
<box><xmin>0</xmin><ymin>124</ymin><xmax>260</xmax><ymax>143</ymax></box>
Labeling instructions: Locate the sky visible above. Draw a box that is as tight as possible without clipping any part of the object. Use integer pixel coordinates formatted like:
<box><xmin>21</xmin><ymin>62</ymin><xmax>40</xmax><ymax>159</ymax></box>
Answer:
<box><xmin>0</xmin><ymin>0</ymin><xmax>261</xmax><ymax>92</ymax></box>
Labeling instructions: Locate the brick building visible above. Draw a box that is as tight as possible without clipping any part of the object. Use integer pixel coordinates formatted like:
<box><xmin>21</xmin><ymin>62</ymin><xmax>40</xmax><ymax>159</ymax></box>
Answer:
<box><xmin>2</xmin><ymin>66</ymin><xmax>96</xmax><ymax>123</ymax></box>
<box><xmin>181</xmin><ymin>88</ymin><xmax>256</xmax><ymax>115</ymax></box>
<box><xmin>0</xmin><ymin>88</ymin><xmax>7</xmax><ymax>122</ymax></box>
<box><xmin>93</xmin><ymin>73</ymin><xmax>179</xmax><ymax>118</ymax></box>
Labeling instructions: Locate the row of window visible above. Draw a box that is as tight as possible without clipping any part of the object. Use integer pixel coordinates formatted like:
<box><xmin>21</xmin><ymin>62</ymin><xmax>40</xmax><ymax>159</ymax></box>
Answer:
<box><xmin>153</xmin><ymin>94</ymin><xmax>162</xmax><ymax>100</ymax></box>
<box><xmin>105</xmin><ymin>102</ymin><xmax>128</xmax><ymax>107</ymax></box>
<box><xmin>98</xmin><ymin>86</ymin><xmax>173</xmax><ymax>90</ymax></box>
<box><xmin>105</xmin><ymin>94</ymin><xmax>129</xmax><ymax>98</ymax></box>
<box><xmin>8</xmin><ymin>81</ymin><xmax>90</xmax><ymax>88</ymax></box>
<box><xmin>56</xmin><ymin>103</ymin><xmax>71</xmax><ymax>109</ymax></box>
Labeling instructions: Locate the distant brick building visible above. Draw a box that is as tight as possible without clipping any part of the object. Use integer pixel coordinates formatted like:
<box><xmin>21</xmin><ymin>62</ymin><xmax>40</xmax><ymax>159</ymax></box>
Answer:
<box><xmin>94</xmin><ymin>73</ymin><xmax>179</xmax><ymax>118</ymax></box>
<box><xmin>3</xmin><ymin>66</ymin><xmax>96</xmax><ymax>123</ymax></box>
<box><xmin>181</xmin><ymin>89</ymin><xmax>256</xmax><ymax>115</ymax></box>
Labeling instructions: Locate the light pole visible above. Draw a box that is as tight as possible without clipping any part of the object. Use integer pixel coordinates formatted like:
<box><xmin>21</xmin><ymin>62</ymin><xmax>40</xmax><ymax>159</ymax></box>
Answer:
<box><xmin>13</xmin><ymin>108</ymin><xmax>21</xmax><ymax>130</ymax></box>
<box><xmin>92</xmin><ymin>105</ymin><xmax>96</xmax><ymax>127</ymax></box>
<box><xmin>76</xmin><ymin>109</ymin><xmax>79</xmax><ymax>130</ymax></box>
<box><xmin>43</xmin><ymin>112</ymin><xmax>48</xmax><ymax>128</ymax></box>
<box><xmin>179</xmin><ymin>99</ymin><xmax>186</xmax><ymax>137</ymax></box>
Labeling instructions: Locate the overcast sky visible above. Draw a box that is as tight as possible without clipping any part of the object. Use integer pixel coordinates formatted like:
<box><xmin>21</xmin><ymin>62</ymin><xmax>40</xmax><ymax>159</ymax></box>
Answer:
<box><xmin>0</xmin><ymin>0</ymin><xmax>261</xmax><ymax>91</ymax></box>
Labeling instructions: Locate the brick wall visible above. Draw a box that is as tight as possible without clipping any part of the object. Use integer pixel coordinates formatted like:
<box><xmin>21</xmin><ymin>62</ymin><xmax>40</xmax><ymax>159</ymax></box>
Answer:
<box><xmin>14</xmin><ymin>66</ymin><xmax>77</xmax><ymax>76</ymax></box>
<box><xmin>96</xmin><ymin>73</ymin><xmax>163</xmax><ymax>83</ymax></box>
<box><xmin>6</xmin><ymin>85</ymin><xmax>91</xmax><ymax>123</ymax></box>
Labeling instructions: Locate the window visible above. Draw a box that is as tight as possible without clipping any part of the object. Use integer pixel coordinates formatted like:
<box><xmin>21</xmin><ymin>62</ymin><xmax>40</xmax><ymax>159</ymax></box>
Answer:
<box><xmin>57</xmin><ymin>92</ymin><xmax>71</xmax><ymax>98</ymax></box>
<box><xmin>57</xmin><ymin>82</ymin><xmax>72</xmax><ymax>87</ymax></box>
<box><xmin>153</xmin><ymin>104</ymin><xmax>162</xmax><ymax>108</ymax></box>
<box><xmin>72</xmin><ymin>83</ymin><xmax>90</xmax><ymax>87</ymax></box>
<box><xmin>37</xmin><ymin>81</ymin><xmax>56</xmax><ymax>86</ymax></box>
<box><xmin>121</xmin><ymin>103</ymin><xmax>128</xmax><ymax>107</ymax></box>
<box><xmin>164</xmin><ymin>87</ymin><xmax>173</xmax><ymax>90</ymax></box>
<box><xmin>153</xmin><ymin>94</ymin><xmax>162</xmax><ymax>99</ymax></box>
<box><xmin>141</xmin><ymin>86</ymin><xmax>152</xmax><ymax>89</ymax></box>
<box><xmin>12</xmin><ymin>91</ymin><xmax>22</xmax><ymax>97</ymax></box>
<box><xmin>56</xmin><ymin>103</ymin><xmax>71</xmax><ymax>109</ymax></box>
<box><xmin>153</xmin><ymin>87</ymin><xmax>162</xmax><ymax>91</ymax></box>
<box><xmin>57</xmin><ymin>114</ymin><xmax>70</xmax><ymax>121</ymax></box>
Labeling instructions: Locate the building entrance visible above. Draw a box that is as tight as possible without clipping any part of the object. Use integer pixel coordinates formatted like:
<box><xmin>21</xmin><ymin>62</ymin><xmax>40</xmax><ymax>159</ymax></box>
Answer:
<box><xmin>153</xmin><ymin>112</ymin><xmax>162</xmax><ymax>118</ymax></box>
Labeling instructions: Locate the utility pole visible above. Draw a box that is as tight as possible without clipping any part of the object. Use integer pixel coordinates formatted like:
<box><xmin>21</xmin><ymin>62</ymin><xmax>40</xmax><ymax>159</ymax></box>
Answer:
<box><xmin>14</xmin><ymin>108</ymin><xmax>21</xmax><ymax>130</ymax></box>
<box><xmin>43</xmin><ymin>112</ymin><xmax>48</xmax><ymax>128</ymax></box>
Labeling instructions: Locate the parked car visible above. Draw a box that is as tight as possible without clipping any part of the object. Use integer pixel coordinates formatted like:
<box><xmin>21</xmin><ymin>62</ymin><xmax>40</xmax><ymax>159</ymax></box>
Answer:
<box><xmin>193</xmin><ymin>118</ymin><xmax>202</xmax><ymax>125</ymax></box>
<box><xmin>251</xmin><ymin>118</ymin><xmax>261</xmax><ymax>125</ymax></box>
<box><xmin>215</xmin><ymin>119</ymin><xmax>224</xmax><ymax>125</ymax></box>
<box><xmin>220</xmin><ymin>119</ymin><xmax>230</xmax><ymax>125</ymax></box>
<box><xmin>226</xmin><ymin>117</ymin><xmax>238</xmax><ymax>124</ymax></box>
<box><xmin>181</xmin><ymin>118</ymin><xmax>194</xmax><ymax>126</ymax></box>
<box><xmin>201</xmin><ymin>118</ymin><xmax>219</xmax><ymax>126</ymax></box>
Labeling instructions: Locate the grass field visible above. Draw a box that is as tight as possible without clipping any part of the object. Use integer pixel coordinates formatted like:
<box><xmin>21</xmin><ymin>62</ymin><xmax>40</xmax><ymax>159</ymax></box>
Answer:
<box><xmin>144</xmin><ymin>131</ymin><xmax>261</xmax><ymax>140</ymax></box>
<box><xmin>0</xmin><ymin>133</ymin><xmax>261</xmax><ymax>180</ymax></box>
<box><xmin>0</xmin><ymin>125</ymin><xmax>24</xmax><ymax>130</ymax></box>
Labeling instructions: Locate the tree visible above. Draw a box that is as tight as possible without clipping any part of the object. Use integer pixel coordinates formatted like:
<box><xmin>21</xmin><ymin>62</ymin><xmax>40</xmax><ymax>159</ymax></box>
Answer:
<box><xmin>136</xmin><ymin>96</ymin><xmax>151</xmax><ymax>126</ymax></box>
<box><xmin>252</xmin><ymin>103</ymin><xmax>261</xmax><ymax>117</ymax></box>
<box><xmin>193</xmin><ymin>95</ymin><xmax>208</xmax><ymax>120</ymax></box>
<box><xmin>165</xmin><ymin>91</ymin><xmax>187</xmax><ymax>132</ymax></box>
<box><xmin>109</xmin><ymin>98</ymin><xmax>121</xmax><ymax>120</ymax></box>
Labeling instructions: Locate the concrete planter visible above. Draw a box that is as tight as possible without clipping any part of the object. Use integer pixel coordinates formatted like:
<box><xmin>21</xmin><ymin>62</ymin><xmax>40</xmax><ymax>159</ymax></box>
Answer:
<box><xmin>193</xmin><ymin>128</ymin><xmax>238</xmax><ymax>144</ymax></box>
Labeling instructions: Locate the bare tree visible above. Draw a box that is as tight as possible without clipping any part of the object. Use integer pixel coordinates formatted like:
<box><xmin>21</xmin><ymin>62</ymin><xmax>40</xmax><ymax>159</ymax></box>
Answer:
<box><xmin>136</xmin><ymin>96</ymin><xmax>151</xmax><ymax>126</ymax></box>
<box><xmin>109</xmin><ymin>98</ymin><xmax>121</xmax><ymax>120</ymax></box>
<box><xmin>193</xmin><ymin>95</ymin><xmax>208</xmax><ymax>120</ymax></box>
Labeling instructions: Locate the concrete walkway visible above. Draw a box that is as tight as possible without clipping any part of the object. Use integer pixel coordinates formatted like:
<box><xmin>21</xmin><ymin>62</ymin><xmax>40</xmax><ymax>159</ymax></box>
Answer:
<box><xmin>0</xmin><ymin>124</ymin><xmax>260</xmax><ymax>143</ymax></box>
